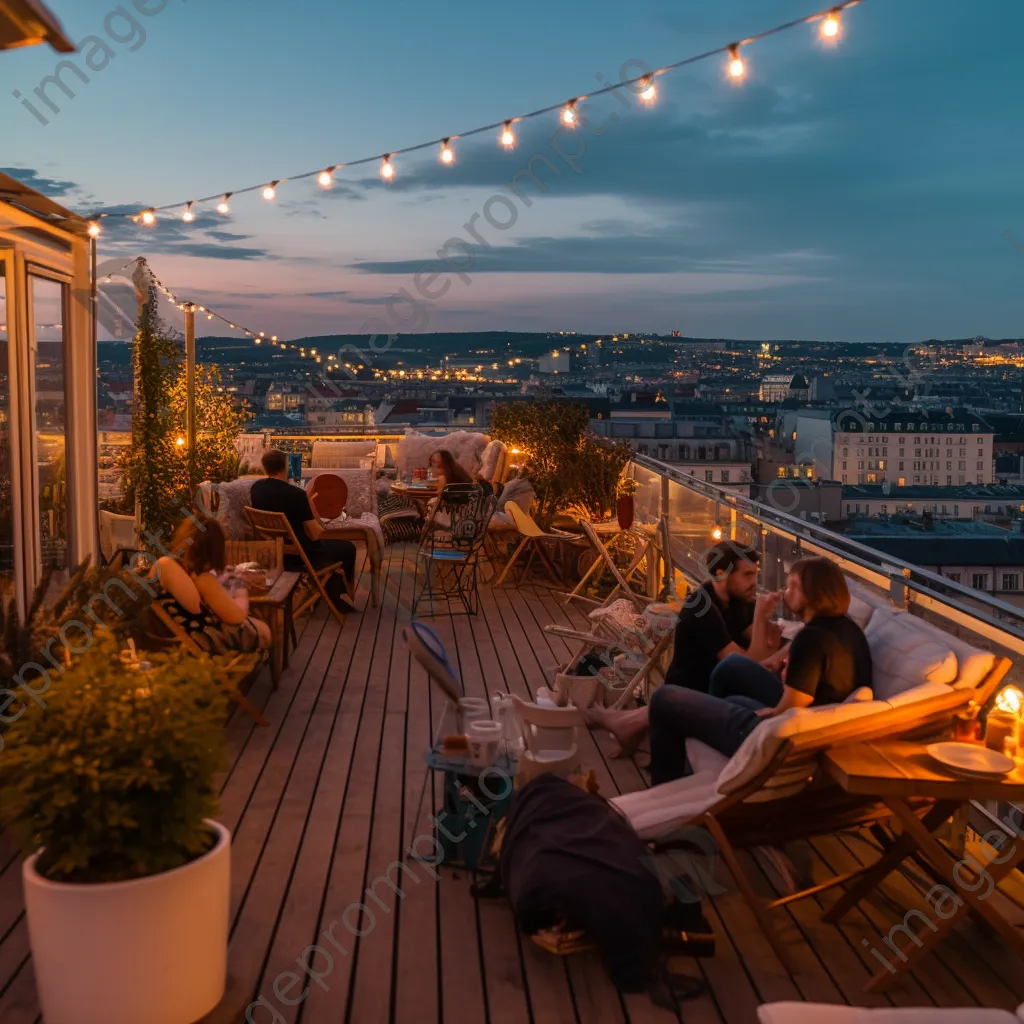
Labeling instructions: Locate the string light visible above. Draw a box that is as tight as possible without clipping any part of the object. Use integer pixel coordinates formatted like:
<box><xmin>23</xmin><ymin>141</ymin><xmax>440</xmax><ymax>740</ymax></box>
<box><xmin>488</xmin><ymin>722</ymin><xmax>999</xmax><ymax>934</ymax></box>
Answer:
<box><xmin>728</xmin><ymin>45</ymin><xmax>746</xmax><ymax>79</ymax></box>
<box><xmin>140</xmin><ymin>209</ymin><xmax>156</xmax><ymax>226</ymax></box>
<box><xmin>87</xmin><ymin>221</ymin><xmax>101</xmax><ymax>238</ymax></box>
<box><xmin>90</xmin><ymin>2</ymin><xmax>863</xmax><ymax>224</ymax></box>
<box><xmin>440</xmin><ymin>138</ymin><xmax>454</xmax><ymax>164</ymax></box>
<box><xmin>182</xmin><ymin>202</ymin><xmax>195</xmax><ymax>223</ymax></box>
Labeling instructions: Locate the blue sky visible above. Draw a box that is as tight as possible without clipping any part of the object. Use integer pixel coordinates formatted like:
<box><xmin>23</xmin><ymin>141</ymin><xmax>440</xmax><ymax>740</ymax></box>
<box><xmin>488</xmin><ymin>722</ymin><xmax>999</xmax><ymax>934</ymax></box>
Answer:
<box><xmin>3</xmin><ymin>0</ymin><xmax>1023</xmax><ymax>342</ymax></box>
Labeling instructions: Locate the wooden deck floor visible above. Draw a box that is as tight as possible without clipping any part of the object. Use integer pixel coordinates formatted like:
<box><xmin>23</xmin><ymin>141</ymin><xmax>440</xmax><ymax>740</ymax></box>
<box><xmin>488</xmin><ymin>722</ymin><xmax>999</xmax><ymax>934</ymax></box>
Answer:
<box><xmin>3</xmin><ymin>545</ymin><xmax>1024</xmax><ymax>1023</ymax></box>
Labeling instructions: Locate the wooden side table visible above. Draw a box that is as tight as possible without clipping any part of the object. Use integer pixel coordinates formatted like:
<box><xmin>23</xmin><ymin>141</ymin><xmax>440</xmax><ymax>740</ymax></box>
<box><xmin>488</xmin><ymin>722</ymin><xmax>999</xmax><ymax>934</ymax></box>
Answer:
<box><xmin>249</xmin><ymin>571</ymin><xmax>301</xmax><ymax>688</ymax></box>
<box><xmin>823</xmin><ymin>740</ymin><xmax>1024</xmax><ymax>991</ymax></box>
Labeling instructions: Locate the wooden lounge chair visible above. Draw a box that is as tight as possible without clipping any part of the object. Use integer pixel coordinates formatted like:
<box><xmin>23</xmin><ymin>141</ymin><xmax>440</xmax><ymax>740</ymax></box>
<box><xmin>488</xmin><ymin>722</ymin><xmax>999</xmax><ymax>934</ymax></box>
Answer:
<box><xmin>244</xmin><ymin>506</ymin><xmax>351</xmax><ymax>626</ymax></box>
<box><xmin>146</xmin><ymin>597</ymin><xmax>269</xmax><ymax>727</ymax></box>
<box><xmin>609</xmin><ymin>655</ymin><xmax>1012</xmax><ymax>972</ymax></box>
<box><xmin>564</xmin><ymin>519</ymin><xmax>654</xmax><ymax>612</ymax></box>
<box><xmin>493</xmin><ymin>503</ymin><xmax>579</xmax><ymax>589</ymax></box>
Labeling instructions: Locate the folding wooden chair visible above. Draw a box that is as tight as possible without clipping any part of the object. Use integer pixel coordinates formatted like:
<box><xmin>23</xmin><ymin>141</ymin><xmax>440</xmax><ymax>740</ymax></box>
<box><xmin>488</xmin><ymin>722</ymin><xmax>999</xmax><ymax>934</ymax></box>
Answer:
<box><xmin>225</xmin><ymin>538</ymin><xmax>284</xmax><ymax>579</ymax></box>
<box><xmin>244</xmin><ymin>506</ymin><xmax>351</xmax><ymax>627</ymax></box>
<box><xmin>564</xmin><ymin>520</ymin><xmax>655</xmax><ymax>611</ymax></box>
<box><xmin>146</xmin><ymin>598</ymin><xmax>269</xmax><ymax>726</ymax></box>
<box><xmin>492</xmin><ymin>503</ymin><xmax>579</xmax><ymax>589</ymax></box>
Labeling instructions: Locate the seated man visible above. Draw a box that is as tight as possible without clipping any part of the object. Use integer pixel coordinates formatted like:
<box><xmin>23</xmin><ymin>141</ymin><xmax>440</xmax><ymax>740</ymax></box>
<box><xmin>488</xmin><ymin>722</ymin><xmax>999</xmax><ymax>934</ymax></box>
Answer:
<box><xmin>646</xmin><ymin>557</ymin><xmax>872</xmax><ymax>785</ymax></box>
<box><xmin>587</xmin><ymin>540</ymin><xmax>780</xmax><ymax>754</ymax></box>
<box><xmin>250</xmin><ymin>449</ymin><xmax>358</xmax><ymax>613</ymax></box>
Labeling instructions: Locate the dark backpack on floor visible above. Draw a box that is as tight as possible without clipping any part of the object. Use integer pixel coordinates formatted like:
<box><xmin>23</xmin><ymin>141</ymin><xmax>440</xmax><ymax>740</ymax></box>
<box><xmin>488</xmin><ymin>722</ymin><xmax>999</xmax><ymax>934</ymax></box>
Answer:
<box><xmin>499</xmin><ymin>774</ymin><xmax>664</xmax><ymax>992</ymax></box>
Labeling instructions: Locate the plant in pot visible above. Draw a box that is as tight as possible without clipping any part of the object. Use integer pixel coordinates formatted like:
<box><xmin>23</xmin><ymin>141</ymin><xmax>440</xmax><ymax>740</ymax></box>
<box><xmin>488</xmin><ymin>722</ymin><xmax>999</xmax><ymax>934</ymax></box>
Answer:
<box><xmin>0</xmin><ymin>637</ymin><xmax>232</xmax><ymax>1024</ymax></box>
<box><xmin>616</xmin><ymin>476</ymin><xmax>639</xmax><ymax>530</ymax></box>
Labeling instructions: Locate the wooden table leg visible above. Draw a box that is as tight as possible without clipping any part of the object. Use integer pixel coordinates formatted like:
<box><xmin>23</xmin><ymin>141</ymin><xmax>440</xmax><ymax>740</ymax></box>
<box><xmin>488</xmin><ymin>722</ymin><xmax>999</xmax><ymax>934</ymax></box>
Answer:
<box><xmin>859</xmin><ymin>796</ymin><xmax>1024</xmax><ymax>991</ymax></box>
<box><xmin>283</xmin><ymin>593</ymin><xmax>294</xmax><ymax>670</ymax></box>
<box><xmin>268</xmin><ymin>605</ymin><xmax>284</xmax><ymax>689</ymax></box>
<box><xmin>823</xmin><ymin>800</ymin><xmax>958</xmax><ymax>923</ymax></box>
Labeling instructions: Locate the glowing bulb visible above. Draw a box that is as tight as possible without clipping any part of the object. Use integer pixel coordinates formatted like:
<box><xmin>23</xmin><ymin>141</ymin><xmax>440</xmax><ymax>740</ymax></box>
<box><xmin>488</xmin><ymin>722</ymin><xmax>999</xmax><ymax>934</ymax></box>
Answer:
<box><xmin>821</xmin><ymin>11</ymin><xmax>841</xmax><ymax>38</ymax></box>
<box><xmin>262</xmin><ymin>181</ymin><xmax>279</xmax><ymax>201</ymax></box>
<box><xmin>562</xmin><ymin>101</ymin><xmax>578</xmax><ymax>126</ymax></box>
<box><xmin>271</xmin><ymin>335</ymin><xmax>278</xmax><ymax>341</ymax></box>
<box><xmin>318</xmin><ymin>169</ymin><xmax>334</xmax><ymax>188</ymax></box>
<box><xmin>182</xmin><ymin>203</ymin><xmax>195</xmax><ymax>223</ymax></box>
<box><xmin>639</xmin><ymin>76</ymin><xmax>657</xmax><ymax>103</ymax></box>
<box><xmin>140</xmin><ymin>209</ymin><xmax>156</xmax><ymax>226</ymax></box>
<box><xmin>87</xmin><ymin>221</ymin><xmax>101</xmax><ymax>238</ymax></box>
<box><xmin>712</xmin><ymin>526</ymin><xmax>723</xmax><ymax>541</ymax></box>
<box><xmin>440</xmin><ymin>138</ymin><xmax>454</xmax><ymax>164</ymax></box>
<box><xmin>728</xmin><ymin>46</ymin><xmax>745</xmax><ymax>80</ymax></box>
<box><xmin>217</xmin><ymin>194</ymin><xmax>231</xmax><ymax>214</ymax></box>
<box><xmin>500</xmin><ymin>121</ymin><xmax>515</xmax><ymax>148</ymax></box>
<box><xmin>996</xmin><ymin>685</ymin><xmax>1024</xmax><ymax>716</ymax></box>
<box><xmin>175</xmin><ymin>437</ymin><xmax>185</xmax><ymax>447</ymax></box>
<box><xmin>207</xmin><ymin>314</ymin><xmax>213</xmax><ymax>320</ymax></box>
<box><xmin>380</xmin><ymin>155</ymin><xmax>394</xmax><ymax>180</ymax></box>
<box><xmin>254</xmin><ymin>338</ymin><xmax>261</xmax><ymax>344</ymax></box>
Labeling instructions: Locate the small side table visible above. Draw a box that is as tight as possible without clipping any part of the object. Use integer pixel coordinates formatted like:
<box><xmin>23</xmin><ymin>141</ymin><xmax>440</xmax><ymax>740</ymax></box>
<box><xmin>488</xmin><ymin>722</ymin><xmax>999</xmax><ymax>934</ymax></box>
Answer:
<box><xmin>823</xmin><ymin>740</ymin><xmax>1024</xmax><ymax>991</ymax></box>
<box><xmin>249</xmin><ymin>571</ymin><xmax>301</xmax><ymax>688</ymax></box>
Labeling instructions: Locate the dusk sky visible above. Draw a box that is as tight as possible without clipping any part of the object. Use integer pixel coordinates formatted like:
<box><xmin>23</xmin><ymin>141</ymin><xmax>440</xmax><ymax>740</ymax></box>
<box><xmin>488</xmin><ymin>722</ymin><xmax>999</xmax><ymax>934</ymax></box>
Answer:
<box><xmin>3</xmin><ymin>0</ymin><xmax>1022</xmax><ymax>343</ymax></box>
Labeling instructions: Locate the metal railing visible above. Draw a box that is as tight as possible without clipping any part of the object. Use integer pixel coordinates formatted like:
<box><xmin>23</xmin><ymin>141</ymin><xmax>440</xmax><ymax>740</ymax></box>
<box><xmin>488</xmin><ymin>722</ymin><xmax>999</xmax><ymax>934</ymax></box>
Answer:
<box><xmin>631</xmin><ymin>455</ymin><xmax>1024</xmax><ymax>672</ymax></box>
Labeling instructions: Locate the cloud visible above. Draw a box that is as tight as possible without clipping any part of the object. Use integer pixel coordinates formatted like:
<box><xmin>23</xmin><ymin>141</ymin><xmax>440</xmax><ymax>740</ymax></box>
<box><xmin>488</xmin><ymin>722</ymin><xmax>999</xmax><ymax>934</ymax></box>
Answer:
<box><xmin>0</xmin><ymin>166</ymin><xmax>82</xmax><ymax>199</ymax></box>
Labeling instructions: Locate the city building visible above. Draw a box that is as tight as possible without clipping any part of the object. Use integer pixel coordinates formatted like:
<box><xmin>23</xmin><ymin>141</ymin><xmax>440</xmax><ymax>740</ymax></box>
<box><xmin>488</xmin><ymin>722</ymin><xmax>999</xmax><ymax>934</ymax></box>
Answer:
<box><xmin>758</xmin><ymin>372</ymin><xmax>809</xmax><ymax>402</ymax></box>
<box><xmin>537</xmin><ymin>348</ymin><xmax>570</xmax><ymax>373</ymax></box>
<box><xmin>832</xmin><ymin>408</ymin><xmax>994</xmax><ymax>486</ymax></box>
<box><xmin>841</xmin><ymin>483</ymin><xmax>1024</xmax><ymax>520</ymax></box>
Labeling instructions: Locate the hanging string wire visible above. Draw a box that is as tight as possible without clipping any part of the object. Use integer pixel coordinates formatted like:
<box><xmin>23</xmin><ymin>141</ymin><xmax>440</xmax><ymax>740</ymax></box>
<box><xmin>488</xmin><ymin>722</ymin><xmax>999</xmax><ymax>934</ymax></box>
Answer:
<box><xmin>86</xmin><ymin>0</ymin><xmax>863</xmax><ymax>225</ymax></box>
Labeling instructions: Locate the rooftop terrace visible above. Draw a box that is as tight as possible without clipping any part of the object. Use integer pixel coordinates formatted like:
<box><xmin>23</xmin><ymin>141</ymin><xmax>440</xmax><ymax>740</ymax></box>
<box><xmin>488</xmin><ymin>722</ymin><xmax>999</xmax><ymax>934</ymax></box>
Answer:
<box><xmin>4</xmin><ymin>532</ymin><xmax>1024</xmax><ymax>1022</ymax></box>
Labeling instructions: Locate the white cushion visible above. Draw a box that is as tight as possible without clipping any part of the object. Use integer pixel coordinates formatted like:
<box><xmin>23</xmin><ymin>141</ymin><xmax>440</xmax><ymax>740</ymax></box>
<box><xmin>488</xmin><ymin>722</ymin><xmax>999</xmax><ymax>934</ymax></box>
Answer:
<box><xmin>758</xmin><ymin>1004</ymin><xmax>1022</xmax><ymax>1024</ymax></box>
<box><xmin>847</xmin><ymin>594</ymin><xmax>875</xmax><ymax>630</ymax></box>
<box><xmin>884</xmin><ymin>680</ymin><xmax>954</xmax><ymax>708</ymax></box>
<box><xmin>865</xmin><ymin>608</ymin><xmax>958</xmax><ymax>700</ymax></box>
<box><xmin>687</xmin><ymin>740</ymin><xmax>730</xmax><ymax>777</ymax></box>
<box><xmin>716</xmin><ymin>700</ymin><xmax>890</xmax><ymax>797</ymax></box>
<box><xmin>901</xmin><ymin>615</ymin><xmax>996</xmax><ymax>691</ymax></box>
<box><xmin>844</xmin><ymin>686</ymin><xmax>874</xmax><ymax>704</ymax></box>
<box><xmin>396</xmin><ymin>430</ymin><xmax>488</xmax><ymax>478</ymax></box>
<box><xmin>311</xmin><ymin>440</ymin><xmax>376</xmax><ymax>468</ymax></box>
<box><xmin>610</xmin><ymin>771</ymin><xmax>722</xmax><ymax>840</ymax></box>
<box><xmin>479</xmin><ymin>439</ymin><xmax>506</xmax><ymax>482</ymax></box>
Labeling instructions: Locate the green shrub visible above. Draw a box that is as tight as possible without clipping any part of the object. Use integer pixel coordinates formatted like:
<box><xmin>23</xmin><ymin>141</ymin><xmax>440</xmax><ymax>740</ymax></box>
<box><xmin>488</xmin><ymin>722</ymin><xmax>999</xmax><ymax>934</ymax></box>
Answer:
<box><xmin>0</xmin><ymin>637</ymin><xmax>229</xmax><ymax>883</ymax></box>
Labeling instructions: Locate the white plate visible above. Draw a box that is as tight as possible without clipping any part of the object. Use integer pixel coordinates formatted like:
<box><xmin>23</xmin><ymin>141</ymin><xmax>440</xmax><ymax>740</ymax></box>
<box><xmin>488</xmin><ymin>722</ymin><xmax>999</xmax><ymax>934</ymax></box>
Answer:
<box><xmin>927</xmin><ymin>742</ymin><xmax>1014</xmax><ymax>776</ymax></box>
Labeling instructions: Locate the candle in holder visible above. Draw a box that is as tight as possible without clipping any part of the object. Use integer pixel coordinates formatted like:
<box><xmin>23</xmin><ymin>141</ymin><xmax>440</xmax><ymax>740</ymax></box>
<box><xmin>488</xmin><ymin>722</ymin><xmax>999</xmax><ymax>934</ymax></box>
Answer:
<box><xmin>986</xmin><ymin>709</ymin><xmax>1019</xmax><ymax>753</ymax></box>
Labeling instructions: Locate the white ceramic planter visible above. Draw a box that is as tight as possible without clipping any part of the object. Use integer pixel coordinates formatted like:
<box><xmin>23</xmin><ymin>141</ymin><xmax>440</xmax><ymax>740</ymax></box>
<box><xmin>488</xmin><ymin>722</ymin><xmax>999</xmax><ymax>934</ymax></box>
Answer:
<box><xmin>23</xmin><ymin>819</ymin><xmax>230</xmax><ymax>1024</ymax></box>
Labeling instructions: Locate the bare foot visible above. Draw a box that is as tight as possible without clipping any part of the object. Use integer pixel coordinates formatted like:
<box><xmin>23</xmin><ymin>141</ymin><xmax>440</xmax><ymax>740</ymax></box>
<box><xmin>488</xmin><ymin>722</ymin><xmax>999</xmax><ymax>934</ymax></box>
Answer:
<box><xmin>583</xmin><ymin>706</ymin><xmax>648</xmax><ymax>758</ymax></box>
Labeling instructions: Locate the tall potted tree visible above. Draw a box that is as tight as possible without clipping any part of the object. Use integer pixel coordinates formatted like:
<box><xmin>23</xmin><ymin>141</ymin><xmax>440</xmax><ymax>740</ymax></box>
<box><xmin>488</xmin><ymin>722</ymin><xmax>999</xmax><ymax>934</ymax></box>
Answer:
<box><xmin>1</xmin><ymin>637</ymin><xmax>235</xmax><ymax>1024</ymax></box>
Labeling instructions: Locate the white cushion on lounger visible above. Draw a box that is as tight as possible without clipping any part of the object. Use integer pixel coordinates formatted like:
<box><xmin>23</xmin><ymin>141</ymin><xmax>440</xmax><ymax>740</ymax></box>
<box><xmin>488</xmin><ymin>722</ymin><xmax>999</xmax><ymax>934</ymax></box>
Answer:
<box><xmin>847</xmin><ymin>594</ymin><xmax>875</xmax><ymax>630</ymax></box>
<box><xmin>900</xmin><ymin>614</ymin><xmax>996</xmax><ymax>690</ymax></box>
<box><xmin>611</xmin><ymin>772</ymin><xmax>722</xmax><ymax>840</ymax></box>
<box><xmin>865</xmin><ymin>608</ymin><xmax>957</xmax><ymax>700</ymax></box>
<box><xmin>716</xmin><ymin>700</ymin><xmax>890</xmax><ymax>797</ymax></box>
<box><xmin>687</xmin><ymin>740</ymin><xmax>730</xmax><ymax>777</ymax></box>
<box><xmin>884</xmin><ymin>679</ymin><xmax>954</xmax><ymax>708</ymax></box>
<box><xmin>757</xmin><ymin>1003</ymin><xmax>1023</xmax><ymax>1024</ymax></box>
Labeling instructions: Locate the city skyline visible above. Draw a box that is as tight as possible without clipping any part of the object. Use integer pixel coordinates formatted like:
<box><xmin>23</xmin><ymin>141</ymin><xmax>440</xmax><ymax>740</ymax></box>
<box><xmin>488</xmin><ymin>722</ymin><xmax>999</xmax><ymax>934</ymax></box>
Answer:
<box><xmin>4</xmin><ymin>0</ymin><xmax>1023</xmax><ymax>342</ymax></box>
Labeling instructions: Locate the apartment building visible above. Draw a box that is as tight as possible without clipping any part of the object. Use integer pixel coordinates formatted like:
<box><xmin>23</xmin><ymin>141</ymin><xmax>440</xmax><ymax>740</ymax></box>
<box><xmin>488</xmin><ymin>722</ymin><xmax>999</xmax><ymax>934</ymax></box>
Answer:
<box><xmin>833</xmin><ymin>408</ymin><xmax>993</xmax><ymax>487</ymax></box>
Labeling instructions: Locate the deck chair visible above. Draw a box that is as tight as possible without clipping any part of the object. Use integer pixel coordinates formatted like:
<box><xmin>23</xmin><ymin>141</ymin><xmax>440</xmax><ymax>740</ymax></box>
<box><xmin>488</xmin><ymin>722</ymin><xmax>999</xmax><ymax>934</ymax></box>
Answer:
<box><xmin>565</xmin><ymin>520</ymin><xmax>657</xmax><ymax>612</ymax></box>
<box><xmin>244</xmin><ymin>506</ymin><xmax>351</xmax><ymax>627</ymax></box>
<box><xmin>146</xmin><ymin>598</ymin><xmax>269</xmax><ymax>726</ymax></box>
<box><xmin>493</xmin><ymin>503</ymin><xmax>579</xmax><ymax>589</ymax></box>
<box><xmin>225</xmin><ymin>538</ymin><xmax>284</xmax><ymax>579</ymax></box>
<box><xmin>609</xmin><ymin>660</ymin><xmax>1012</xmax><ymax>972</ymax></box>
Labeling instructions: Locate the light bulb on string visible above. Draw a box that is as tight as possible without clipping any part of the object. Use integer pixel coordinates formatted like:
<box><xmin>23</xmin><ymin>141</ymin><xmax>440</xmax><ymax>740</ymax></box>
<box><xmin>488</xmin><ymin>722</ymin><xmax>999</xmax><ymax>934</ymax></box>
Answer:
<box><xmin>639</xmin><ymin>75</ymin><xmax>657</xmax><ymax>103</ymax></box>
<box><xmin>182</xmin><ymin>202</ymin><xmax>195</xmax><ymax>223</ymax></box>
<box><xmin>820</xmin><ymin>9</ymin><xmax>841</xmax><ymax>39</ymax></box>
<box><xmin>440</xmin><ymin>138</ymin><xmax>455</xmax><ymax>164</ymax></box>
<box><xmin>86</xmin><ymin>221</ymin><xmax>101</xmax><ymax>238</ymax></box>
<box><xmin>140</xmin><ymin>209</ymin><xmax>156</xmax><ymax>226</ymax></box>
<box><xmin>262</xmin><ymin>181</ymin><xmax>279</xmax><ymax>201</ymax></box>
<box><xmin>380</xmin><ymin>154</ymin><xmax>394</xmax><ymax>180</ymax></box>
<box><xmin>500</xmin><ymin>120</ymin><xmax>516</xmax><ymax>148</ymax></box>
<box><xmin>561</xmin><ymin>100</ymin><xmax>578</xmax><ymax>126</ymax></box>
<box><xmin>728</xmin><ymin>45</ymin><xmax>746</xmax><ymax>80</ymax></box>
<box><xmin>216</xmin><ymin>194</ymin><xmax>231</xmax><ymax>214</ymax></box>
<box><xmin>318</xmin><ymin>168</ymin><xmax>335</xmax><ymax>188</ymax></box>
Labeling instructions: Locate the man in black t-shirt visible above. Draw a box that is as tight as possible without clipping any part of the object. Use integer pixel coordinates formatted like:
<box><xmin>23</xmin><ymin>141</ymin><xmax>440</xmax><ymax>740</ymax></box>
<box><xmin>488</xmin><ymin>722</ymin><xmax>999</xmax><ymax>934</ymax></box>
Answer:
<box><xmin>663</xmin><ymin>541</ymin><xmax>777</xmax><ymax>693</ymax></box>
<box><xmin>250</xmin><ymin>450</ymin><xmax>358</xmax><ymax>613</ymax></box>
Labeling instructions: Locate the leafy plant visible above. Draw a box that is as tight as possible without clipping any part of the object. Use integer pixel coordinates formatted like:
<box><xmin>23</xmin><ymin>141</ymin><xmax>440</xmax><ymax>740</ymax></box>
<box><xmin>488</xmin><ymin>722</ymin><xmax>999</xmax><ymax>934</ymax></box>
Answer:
<box><xmin>617</xmin><ymin>477</ymin><xmax>639</xmax><ymax>498</ymax></box>
<box><xmin>0</xmin><ymin>636</ymin><xmax>230</xmax><ymax>883</ymax></box>
<box><xmin>117</xmin><ymin>292</ymin><xmax>250</xmax><ymax>538</ymax></box>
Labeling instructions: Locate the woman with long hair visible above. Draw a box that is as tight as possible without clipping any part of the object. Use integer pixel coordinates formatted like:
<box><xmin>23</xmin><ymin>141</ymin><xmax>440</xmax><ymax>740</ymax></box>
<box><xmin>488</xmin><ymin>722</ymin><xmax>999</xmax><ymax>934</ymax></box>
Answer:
<box><xmin>155</xmin><ymin>515</ymin><xmax>271</xmax><ymax>651</ymax></box>
<box><xmin>428</xmin><ymin>449</ymin><xmax>473</xmax><ymax>487</ymax></box>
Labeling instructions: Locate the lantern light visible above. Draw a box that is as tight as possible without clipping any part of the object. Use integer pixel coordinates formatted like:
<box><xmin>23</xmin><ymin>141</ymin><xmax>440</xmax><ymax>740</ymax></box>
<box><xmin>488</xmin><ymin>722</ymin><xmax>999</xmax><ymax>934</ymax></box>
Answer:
<box><xmin>821</xmin><ymin>9</ymin><xmax>841</xmax><ymax>39</ymax></box>
<box><xmin>440</xmin><ymin>138</ymin><xmax>454</xmax><ymax>164</ymax></box>
<box><xmin>561</xmin><ymin>100</ymin><xmax>578</xmax><ymax>126</ymax></box>
<box><xmin>380</xmin><ymin>155</ymin><xmax>394</xmax><ymax>180</ymax></box>
<box><xmin>87</xmin><ymin>221</ymin><xmax>101</xmax><ymax>238</ymax></box>
<box><xmin>262</xmin><ymin>181</ymin><xmax>279</xmax><ymax>200</ymax></box>
<box><xmin>182</xmin><ymin>202</ymin><xmax>195</xmax><ymax>223</ymax></box>
<box><xmin>500</xmin><ymin>120</ymin><xmax>515</xmax><ymax>148</ymax></box>
<box><xmin>728</xmin><ymin>45</ymin><xmax>746</xmax><ymax>80</ymax></box>
<box><xmin>140</xmin><ymin>209</ymin><xmax>156</xmax><ymax>226</ymax></box>
<box><xmin>639</xmin><ymin>75</ymin><xmax>657</xmax><ymax>103</ymax></box>
<box><xmin>318</xmin><ymin>168</ymin><xmax>334</xmax><ymax>188</ymax></box>
<box><xmin>216</xmin><ymin>194</ymin><xmax>231</xmax><ymax>214</ymax></box>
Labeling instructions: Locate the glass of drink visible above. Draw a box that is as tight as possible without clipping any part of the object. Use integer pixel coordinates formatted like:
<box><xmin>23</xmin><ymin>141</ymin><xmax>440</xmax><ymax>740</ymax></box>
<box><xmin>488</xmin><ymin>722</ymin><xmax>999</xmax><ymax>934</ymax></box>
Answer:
<box><xmin>953</xmin><ymin>708</ymin><xmax>982</xmax><ymax>743</ymax></box>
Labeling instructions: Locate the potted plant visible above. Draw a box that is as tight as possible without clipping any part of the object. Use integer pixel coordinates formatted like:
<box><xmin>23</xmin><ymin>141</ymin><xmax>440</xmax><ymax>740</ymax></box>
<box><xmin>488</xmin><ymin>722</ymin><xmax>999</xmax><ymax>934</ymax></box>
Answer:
<box><xmin>616</xmin><ymin>477</ymin><xmax>639</xmax><ymax>530</ymax></box>
<box><xmin>0</xmin><ymin>637</ymin><xmax>233</xmax><ymax>1024</ymax></box>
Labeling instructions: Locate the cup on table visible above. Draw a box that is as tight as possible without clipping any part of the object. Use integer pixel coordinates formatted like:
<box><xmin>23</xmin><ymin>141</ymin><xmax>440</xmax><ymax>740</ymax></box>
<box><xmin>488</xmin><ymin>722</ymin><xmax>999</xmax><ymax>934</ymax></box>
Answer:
<box><xmin>468</xmin><ymin>720</ymin><xmax>503</xmax><ymax>767</ymax></box>
<box><xmin>457</xmin><ymin>697</ymin><xmax>489</xmax><ymax>734</ymax></box>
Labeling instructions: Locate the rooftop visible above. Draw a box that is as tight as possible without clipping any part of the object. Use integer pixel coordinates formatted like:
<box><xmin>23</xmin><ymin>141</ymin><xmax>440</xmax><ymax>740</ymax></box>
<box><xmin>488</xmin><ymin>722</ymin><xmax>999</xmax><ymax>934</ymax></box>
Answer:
<box><xmin>842</xmin><ymin>483</ymin><xmax>1024</xmax><ymax>500</ymax></box>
